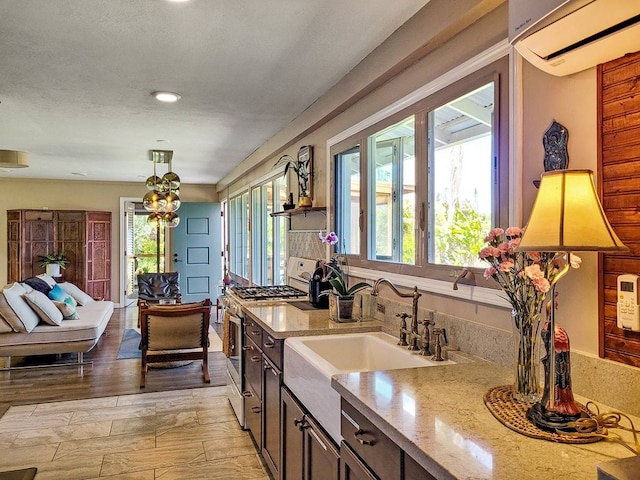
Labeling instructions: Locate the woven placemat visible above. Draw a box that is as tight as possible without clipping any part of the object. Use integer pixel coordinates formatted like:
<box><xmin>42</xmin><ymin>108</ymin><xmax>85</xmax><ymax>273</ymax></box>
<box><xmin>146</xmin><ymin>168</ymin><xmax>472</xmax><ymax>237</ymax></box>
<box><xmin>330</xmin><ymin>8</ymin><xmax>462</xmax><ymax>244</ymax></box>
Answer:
<box><xmin>483</xmin><ymin>385</ymin><xmax>604</xmax><ymax>444</ymax></box>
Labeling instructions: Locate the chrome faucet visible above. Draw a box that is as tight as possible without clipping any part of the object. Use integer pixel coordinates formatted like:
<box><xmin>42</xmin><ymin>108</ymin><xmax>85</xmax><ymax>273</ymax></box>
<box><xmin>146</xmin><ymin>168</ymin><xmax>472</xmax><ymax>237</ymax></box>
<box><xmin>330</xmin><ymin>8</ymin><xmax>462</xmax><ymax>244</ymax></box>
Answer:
<box><xmin>371</xmin><ymin>278</ymin><xmax>422</xmax><ymax>351</ymax></box>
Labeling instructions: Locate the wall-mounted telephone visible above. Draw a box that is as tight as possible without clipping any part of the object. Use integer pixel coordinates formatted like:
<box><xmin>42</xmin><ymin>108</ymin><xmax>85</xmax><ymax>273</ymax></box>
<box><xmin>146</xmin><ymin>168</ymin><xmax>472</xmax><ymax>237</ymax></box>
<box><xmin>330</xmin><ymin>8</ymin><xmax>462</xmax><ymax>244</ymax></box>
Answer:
<box><xmin>617</xmin><ymin>274</ymin><xmax>640</xmax><ymax>332</ymax></box>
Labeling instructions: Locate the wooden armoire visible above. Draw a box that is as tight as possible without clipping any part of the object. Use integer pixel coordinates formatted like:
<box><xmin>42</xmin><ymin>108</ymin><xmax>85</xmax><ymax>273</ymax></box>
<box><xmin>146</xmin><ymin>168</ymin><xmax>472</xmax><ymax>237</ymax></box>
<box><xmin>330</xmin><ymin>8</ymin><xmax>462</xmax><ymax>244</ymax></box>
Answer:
<box><xmin>7</xmin><ymin>209</ymin><xmax>112</xmax><ymax>300</ymax></box>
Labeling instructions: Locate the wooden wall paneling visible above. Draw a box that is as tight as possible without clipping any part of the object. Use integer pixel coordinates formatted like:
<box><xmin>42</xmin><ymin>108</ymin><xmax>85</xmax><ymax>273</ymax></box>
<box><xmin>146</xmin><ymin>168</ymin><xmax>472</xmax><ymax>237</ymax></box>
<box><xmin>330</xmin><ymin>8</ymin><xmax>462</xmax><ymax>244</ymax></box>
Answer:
<box><xmin>85</xmin><ymin>211</ymin><xmax>111</xmax><ymax>300</ymax></box>
<box><xmin>598</xmin><ymin>50</ymin><xmax>640</xmax><ymax>367</ymax></box>
<box><xmin>6</xmin><ymin>209</ymin><xmax>111</xmax><ymax>300</ymax></box>
<box><xmin>56</xmin><ymin>210</ymin><xmax>86</xmax><ymax>288</ymax></box>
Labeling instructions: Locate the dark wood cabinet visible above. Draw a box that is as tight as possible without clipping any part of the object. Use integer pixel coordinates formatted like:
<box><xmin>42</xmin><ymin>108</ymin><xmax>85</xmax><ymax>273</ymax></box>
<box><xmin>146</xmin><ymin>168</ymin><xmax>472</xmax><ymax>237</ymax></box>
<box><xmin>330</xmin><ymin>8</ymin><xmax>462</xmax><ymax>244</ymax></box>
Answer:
<box><xmin>281</xmin><ymin>386</ymin><xmax>339</xmax><ymax>480</ymax></box>
<box><xmin>341</xmin><ymin>441</ymin><xmax>377</xmax><ymax>480</ymax></box>
<box><xmin>304</xmin><ymin>413</ymin><xmax>339</xmax><ymax>480</ymax></box>
<box><xmin>7</xmin><ymin>209</ymin><xmax>111</xmax><ymax>299</ymax></box>
<box><xmin>404</xmin><ymin>452</ymin><xmax>436</xmax><ymax>480</ymax></box>
<box><xmin>262</xmin><ymin>355</ymin><xmax>281</xmax><ymax>477</ymax></box>
<box><xmin>241</xmin><ymin>318</ymin><xmax>285</xmax><ymax>479</ymax></box>
<box><xmin>281</xmin><ymin>386</ymin><xmax>305</xmax><ymax>480</ymax></box>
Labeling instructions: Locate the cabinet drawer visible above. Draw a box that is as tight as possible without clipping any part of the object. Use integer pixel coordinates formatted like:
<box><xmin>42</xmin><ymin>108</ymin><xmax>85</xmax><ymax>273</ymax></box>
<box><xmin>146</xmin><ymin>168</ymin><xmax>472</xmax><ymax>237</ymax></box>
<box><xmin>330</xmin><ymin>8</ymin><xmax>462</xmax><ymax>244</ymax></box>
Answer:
<box><xmin>243</xmin><ymin>336</ymin><xmax>262</xmax><ymax>397</ymax></box>
<box><xmin>244</xmin><ymin>317</ymin><xmax>263</xmax><ymax>346</ymax></box>
<box><xmin>341</xmin><ymin>399</ymin><xmax>401</xmax><ymax>480</ymax></box>
<box><xmin>262</xmin><ymin>332</ymin><xmax>283</xmax><ymax>370</ymax></box>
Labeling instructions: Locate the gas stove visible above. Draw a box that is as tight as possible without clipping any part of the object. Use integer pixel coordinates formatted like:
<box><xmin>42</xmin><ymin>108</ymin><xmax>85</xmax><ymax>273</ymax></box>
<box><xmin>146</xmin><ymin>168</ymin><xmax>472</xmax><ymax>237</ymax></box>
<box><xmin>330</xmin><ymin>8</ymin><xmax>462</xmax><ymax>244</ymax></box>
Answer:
<box><xmin>229</xmin><ymin>285</ymin><xmax>308</xmax><ymax>301</ymax></box>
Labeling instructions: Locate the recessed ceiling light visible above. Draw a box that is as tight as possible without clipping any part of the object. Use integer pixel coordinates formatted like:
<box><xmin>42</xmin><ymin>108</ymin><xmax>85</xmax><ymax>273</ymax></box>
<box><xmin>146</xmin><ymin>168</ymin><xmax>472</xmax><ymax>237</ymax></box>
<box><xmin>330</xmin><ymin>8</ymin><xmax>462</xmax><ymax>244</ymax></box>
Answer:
<box><xmin>152</xmin><ymin>91</ymin><xmax>181</xmax><ymax>103</ymax></box>
<box><xmin>72</xmin><ymin>172</ymin><xmax>88</xmax><ymax>176</ymax></box>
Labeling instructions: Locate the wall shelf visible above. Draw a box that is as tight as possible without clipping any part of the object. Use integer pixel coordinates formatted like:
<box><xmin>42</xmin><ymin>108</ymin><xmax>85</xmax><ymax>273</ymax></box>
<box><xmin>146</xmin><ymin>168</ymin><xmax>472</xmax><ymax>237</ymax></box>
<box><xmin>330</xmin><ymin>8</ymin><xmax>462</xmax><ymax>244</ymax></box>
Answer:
<box><xmin>270</xmin><ymin>206</ymin><xmax>326</xmax><ymax>218</ymax></box>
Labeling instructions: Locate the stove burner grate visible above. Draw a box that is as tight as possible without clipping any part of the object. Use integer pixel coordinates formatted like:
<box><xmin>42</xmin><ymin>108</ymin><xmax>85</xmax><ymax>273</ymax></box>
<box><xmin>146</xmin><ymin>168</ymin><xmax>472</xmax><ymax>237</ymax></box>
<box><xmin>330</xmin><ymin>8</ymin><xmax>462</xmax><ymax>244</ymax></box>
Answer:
<box><xmin>230</xmin><ymin>285</ymin><xmax>307</xmax><ymax>300</ymax></box>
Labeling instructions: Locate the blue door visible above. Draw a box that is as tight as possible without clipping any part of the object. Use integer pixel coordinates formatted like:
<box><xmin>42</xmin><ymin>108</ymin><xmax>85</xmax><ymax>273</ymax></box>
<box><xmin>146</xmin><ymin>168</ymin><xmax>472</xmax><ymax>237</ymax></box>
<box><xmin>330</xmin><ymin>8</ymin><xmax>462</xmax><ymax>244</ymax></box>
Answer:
<box><xmin>172</xmin><ymin>202</ymin><xmax>221</xmax><ymax>304</ymax></box>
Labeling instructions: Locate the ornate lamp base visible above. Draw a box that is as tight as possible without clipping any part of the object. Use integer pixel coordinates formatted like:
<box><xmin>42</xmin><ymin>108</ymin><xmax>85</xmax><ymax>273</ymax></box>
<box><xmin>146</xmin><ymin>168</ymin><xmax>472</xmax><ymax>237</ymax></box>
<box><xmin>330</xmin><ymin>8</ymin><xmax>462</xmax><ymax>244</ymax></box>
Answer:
<box><xmin>526</xmin><ymin>402</ymin><xmax>588</xmax><ymax>432</ymax></box>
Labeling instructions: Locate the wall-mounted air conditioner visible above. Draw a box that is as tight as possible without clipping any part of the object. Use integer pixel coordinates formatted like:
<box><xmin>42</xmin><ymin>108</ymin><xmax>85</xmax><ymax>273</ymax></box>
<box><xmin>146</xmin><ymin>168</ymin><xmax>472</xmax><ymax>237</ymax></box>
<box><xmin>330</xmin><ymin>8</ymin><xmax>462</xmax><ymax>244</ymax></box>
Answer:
<box><xmin>509</xmin><ymin>0</ymin><xmax>640</xmax><ymax>76</ymax></box>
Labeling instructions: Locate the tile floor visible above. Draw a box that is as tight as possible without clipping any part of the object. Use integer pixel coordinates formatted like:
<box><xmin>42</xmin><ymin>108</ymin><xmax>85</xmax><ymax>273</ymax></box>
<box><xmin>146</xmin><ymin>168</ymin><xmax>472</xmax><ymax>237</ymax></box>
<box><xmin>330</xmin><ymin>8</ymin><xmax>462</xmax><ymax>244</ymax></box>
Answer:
<box><xmin>0</xmin><ymin>386</ymin><xmax>270</xmax><ymax>480</ymax></box>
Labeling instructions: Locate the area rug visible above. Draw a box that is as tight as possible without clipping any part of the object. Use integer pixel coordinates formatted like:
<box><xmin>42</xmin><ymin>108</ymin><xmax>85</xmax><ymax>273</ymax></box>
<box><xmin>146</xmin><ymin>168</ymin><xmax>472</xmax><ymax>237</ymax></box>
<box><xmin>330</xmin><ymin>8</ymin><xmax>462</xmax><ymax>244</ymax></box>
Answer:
<box><xmin>117</xmin><ymin>327</ymin><xmax>222</xmax><ymax>360</ymax></box>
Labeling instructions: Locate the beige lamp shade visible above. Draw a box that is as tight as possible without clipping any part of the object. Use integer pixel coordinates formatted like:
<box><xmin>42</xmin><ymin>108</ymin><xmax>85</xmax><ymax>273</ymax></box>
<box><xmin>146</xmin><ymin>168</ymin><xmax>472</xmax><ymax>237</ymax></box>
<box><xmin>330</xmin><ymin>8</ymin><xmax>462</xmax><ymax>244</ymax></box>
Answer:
<box><xmin>517</xmin><ymin>169</ymin><xmax>628</xmax><ymax>252</ymax></box>
<box><xmin>0</xmin><ymin>150</ymin><xmax>29</xmax><ymax>168</ymax></box>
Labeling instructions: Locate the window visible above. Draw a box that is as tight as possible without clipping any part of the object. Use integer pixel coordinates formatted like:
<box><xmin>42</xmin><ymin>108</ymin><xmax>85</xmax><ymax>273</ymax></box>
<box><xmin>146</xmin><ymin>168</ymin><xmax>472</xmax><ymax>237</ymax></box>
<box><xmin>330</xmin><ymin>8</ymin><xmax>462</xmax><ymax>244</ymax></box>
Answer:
<box><xmin>250</xmin><ymin>176</ymin><xmax>287</xmax><ymax>285</ymax></box>
<box><xmin>229</xmin><ymin>191</ymin><xmax>249</xmax><ymax>280</ymax></box>
<box><xmin>335</xmin><ymin>146</ymin><xmax>361</xmax><ymax>255</ymax></box>
<box><xmin>332</xmin><ymin>56</ymin><xmax>508</xmax><ymax>279</ymax></box>
<box><xmin>429</xmin><ymin>82</ymin><xmax>494</xmax><ymax>268</ymax></box>
<box><xmin>368</xmin><ymin>116</ymin><xmax>415</xmax><ymax>264</ymax></box>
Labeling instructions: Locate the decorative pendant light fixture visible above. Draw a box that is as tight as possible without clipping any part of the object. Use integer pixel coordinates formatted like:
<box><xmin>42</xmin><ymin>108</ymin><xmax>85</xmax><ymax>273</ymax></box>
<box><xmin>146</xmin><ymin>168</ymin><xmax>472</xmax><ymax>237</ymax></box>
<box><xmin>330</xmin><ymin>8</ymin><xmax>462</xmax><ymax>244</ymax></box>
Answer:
<box><xmin>143</xmin><ymin>150</ymin><xmax>181</xmax><ymax>228</ymax></box>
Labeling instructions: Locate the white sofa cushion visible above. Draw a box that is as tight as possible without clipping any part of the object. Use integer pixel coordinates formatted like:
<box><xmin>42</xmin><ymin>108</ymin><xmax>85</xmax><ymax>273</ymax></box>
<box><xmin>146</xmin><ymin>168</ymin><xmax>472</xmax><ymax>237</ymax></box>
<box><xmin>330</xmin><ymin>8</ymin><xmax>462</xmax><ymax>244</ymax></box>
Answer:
<box><xmin>59</xmin><ymin>282</ymin><xmax>94</xmax><ymax>306</ymax></box>
<box><xmin>24</xmin><ymin>290</ymin><xmax>63</xmax><ymax>326</ymax></box>
<box><xmin>0</xmin><ymin>301</ymin><xmax>114</xmax><ymax>349</ymax></box>
<box><xmin>0</xmin><ymin>314</ymin><xmax>13</xmax><ymax>333</ymax></box>
<box><xmin>2</xmin><ymin>283</ymin><xmax>40</xmax><ymax>333</ymax></box>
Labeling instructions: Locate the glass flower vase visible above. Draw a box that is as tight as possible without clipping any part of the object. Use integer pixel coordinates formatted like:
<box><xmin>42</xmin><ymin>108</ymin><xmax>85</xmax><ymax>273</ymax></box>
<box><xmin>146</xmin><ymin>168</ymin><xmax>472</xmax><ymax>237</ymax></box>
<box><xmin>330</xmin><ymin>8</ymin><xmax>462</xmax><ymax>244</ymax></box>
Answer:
<box><xmin>512</xmin><ymin>309</ymin><xmax>543</xmax><ymax>403</ymax></box>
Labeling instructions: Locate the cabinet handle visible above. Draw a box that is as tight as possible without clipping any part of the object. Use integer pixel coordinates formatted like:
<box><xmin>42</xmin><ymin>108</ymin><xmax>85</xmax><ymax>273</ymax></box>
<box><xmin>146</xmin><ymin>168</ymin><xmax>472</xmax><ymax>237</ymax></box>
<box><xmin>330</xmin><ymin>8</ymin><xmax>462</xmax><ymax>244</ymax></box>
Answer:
<box><xmin>354</xmin><ymin>429</ymin><xmax>375</xmax><ymax>446</ymax></box>
<box><xmin>242</xmin><ymin>345</ymin><xmax>252</xmax><ymax>351</ymax></box>
<box><xmin>251</xmin><ymin>406</ymin><xmax>261</xmax><ymax>413</ymax></box>
<box><xmin>264</xmin><ymin>341</ymin><xmax>275</xmax><ymax>348</ymax></box>
<box><xmin>264</xmin><ymin>363</ymin><xmax>272</xmax><ymax>371</ymax></box>
<box><xmin>294</xmin><ymin>418</ymin><xmax>308</xmax><ymax>431</ymax></box>
<box><xmin>251</xmin><ymin>356</ymin><xmax>261</xmax><ymax>362</ymax></box>
<box><xmin>242</xmin><ymin>391</ymin><xmax>253</xmax><ymax>398</ymax></box>
<box><xmin>252</xmin><ymin>330</ymin><xmax>261</xmax><ymax>335</ymax></box>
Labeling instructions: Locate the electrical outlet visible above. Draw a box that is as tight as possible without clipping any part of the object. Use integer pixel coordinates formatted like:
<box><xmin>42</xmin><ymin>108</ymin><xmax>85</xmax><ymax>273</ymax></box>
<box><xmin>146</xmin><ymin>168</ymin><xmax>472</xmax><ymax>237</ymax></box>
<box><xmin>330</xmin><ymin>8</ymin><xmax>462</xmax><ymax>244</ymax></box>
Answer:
<box><xmin>376</xmin><ymin>303</ymin><xmax>385</xmax><ymax>314</ymax></box>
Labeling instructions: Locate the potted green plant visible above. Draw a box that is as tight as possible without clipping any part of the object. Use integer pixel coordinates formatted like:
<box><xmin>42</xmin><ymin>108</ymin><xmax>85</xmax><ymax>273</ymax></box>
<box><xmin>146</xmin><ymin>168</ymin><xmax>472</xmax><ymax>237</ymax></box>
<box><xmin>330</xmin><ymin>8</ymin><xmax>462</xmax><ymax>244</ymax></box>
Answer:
<box><xmin>321</xmin><ymin>265</ymin><xmax>371</xmax><ymax>322</ymax></box>
<box><xmin>273</xmin><ymin>149</ymin><xmax>312</xmax><ymax>207</ymax></box>
<box><xmin>38</xmin><ymin>252</ymin><xmax>68</xmax><ymax>277</ymax></box>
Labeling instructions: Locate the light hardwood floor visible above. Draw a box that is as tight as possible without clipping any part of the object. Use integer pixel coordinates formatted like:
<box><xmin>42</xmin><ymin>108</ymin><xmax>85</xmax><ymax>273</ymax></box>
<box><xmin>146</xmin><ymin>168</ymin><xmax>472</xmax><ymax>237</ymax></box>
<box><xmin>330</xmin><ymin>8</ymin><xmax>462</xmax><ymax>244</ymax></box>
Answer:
<box><xmin>0</xmin><ymin>306</ymin><xmax>227</xmax><ymax>417</ymax></box>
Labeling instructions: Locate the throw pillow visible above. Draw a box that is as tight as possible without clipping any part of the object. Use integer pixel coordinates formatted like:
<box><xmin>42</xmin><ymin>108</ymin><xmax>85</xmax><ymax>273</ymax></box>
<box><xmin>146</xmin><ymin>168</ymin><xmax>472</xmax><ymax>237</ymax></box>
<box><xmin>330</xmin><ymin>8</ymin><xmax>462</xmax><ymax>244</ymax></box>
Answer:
<box><xmin>53</xmin><ymin>297</ymin><xmax>79</xmax><ymax>320</ymax></box>
<box><xmin>59</xmin><ymin>282</ymin><xmax>94</xmax><ymax>306</ymax></box>
<box><xmin>0</xmin><ymin>312</ymin><xmax>14</xmax><ymax>333</ymax></box>
<box><xmin>36</xmin><ymin>274</ymin><xmax>57</xmax><ymax>288</ymax></box>
<box><xmin>48</xmin><ymin>284</ymin><xmax>77</xmax><ymax>306</ymax></box>
<box><xmin>23</xmin><ymin>277</ymin><xmax>53</xmax><ymax>295</ymax></box>
<box><xmin>1</xmin><ymin>282</ymin><xmax>40</xmax><ymax>332</ymax></box>
<box><xmin>24</xmin><ymin>290</ymin><xmax>63</xmax><ymax>326</ymax></box>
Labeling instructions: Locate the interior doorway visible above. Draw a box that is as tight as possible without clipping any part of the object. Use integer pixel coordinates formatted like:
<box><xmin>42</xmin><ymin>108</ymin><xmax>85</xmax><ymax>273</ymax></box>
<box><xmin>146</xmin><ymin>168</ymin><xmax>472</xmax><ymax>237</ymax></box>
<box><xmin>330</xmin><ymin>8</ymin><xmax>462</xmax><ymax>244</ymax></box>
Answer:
<box><xmin>120</xmin><ymin>198</ymin><xmax>168</xmax><ymax>307</ymax></box>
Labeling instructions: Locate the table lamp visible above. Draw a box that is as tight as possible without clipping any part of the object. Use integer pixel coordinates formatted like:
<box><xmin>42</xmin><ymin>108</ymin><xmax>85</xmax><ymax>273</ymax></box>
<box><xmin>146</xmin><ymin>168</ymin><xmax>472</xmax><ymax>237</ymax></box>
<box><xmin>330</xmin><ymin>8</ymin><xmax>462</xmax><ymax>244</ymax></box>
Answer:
<box><xmin>516</xmin><ymin>169</ymin><xmax>628</xmax><ymax>432</ymax></box>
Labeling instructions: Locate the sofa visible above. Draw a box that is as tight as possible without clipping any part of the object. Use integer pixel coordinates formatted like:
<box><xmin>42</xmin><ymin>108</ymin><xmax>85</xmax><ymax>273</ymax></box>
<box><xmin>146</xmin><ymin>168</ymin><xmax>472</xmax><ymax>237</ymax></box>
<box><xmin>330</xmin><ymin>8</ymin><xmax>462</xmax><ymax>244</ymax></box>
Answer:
<box><xmin>0</xmin><ymin>275</ymin><xmax>114</xmax><ymax>370</ymax></box>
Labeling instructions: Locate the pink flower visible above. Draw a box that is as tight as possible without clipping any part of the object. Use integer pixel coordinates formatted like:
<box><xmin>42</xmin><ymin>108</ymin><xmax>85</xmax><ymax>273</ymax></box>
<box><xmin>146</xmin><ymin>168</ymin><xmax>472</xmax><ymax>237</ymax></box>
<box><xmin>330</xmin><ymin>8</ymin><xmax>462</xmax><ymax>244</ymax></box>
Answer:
<box><xmin>507</xmin><ymin>238</ymin><xmax>521</xmax><ymax>252</ymax></box>
<box><xmin>570</xmin><ymin>254</ymin><xmax>582</xmax><ymax>269</ymax></box>
<box><xmin>484</xmin><ymin>228</ymin><xmax>504</xmax><ymax>242</ymax></box>
<box><xmin>483</xmin><ymin>267</ymin><xmax>497</xmax><ymax>279</ymax></box>
<box><xmin>499</xmin><ymin>260</ymin><xmax>514</xmax><ymax>272</ymax></box>
<box><xmin>532</xmin><ymin>277</ymin><xmax>550</xmax><ymax>293</ymax></box>
<box><xmin>526</xmin><ymin>251</ymin><xmax>541</xmax><ymax>262</ymax></box>
<box><xmin>505</xmin><ymin>226</ymin><xmax>524</xmax><ymax>237</ymax></box>
<box><xmin>524</xmin><ymin>264</ymin><xmax>544</xmax><ymax>281</ymax></box>
<box><xmin>479</xmin><ymin>246</ymin><xmax>500</xmax><ymax>259</ymax></box>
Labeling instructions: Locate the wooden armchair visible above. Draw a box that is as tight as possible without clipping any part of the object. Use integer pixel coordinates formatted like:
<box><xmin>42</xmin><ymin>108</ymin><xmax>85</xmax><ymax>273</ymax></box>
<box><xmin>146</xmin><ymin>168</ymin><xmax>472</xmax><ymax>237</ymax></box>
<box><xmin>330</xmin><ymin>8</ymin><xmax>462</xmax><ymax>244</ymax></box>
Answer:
<box><xmin>138</xmin><ymin>299</ymin><xmax>212</xmax><ymax>388</ymax></box>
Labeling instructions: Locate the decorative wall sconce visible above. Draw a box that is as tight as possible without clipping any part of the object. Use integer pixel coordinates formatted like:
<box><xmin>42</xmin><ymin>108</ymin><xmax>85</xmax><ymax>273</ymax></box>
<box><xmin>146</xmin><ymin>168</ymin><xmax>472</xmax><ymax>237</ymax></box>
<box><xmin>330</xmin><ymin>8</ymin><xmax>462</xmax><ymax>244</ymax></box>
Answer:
<box><xmin>143</xmin><ymin>150</ymin><xmax>181</xmax><ymax>228</ymax></box>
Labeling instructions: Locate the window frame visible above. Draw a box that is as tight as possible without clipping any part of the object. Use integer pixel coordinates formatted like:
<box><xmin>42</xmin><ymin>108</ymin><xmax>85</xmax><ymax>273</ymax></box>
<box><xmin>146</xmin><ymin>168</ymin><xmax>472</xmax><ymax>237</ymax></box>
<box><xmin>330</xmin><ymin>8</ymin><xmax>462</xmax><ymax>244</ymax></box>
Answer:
<box><xmin>330</xmin><ymin>55</ymin><xmax>509</xmax><ymax>282</ymax></box>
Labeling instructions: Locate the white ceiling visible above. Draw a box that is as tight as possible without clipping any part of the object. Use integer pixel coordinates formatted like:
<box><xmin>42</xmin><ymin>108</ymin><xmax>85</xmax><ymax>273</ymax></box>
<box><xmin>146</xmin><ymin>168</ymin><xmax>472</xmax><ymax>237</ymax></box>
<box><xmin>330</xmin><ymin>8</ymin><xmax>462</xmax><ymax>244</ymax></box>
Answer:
<box><xmin>0</xmin><ymin>0</ymin><xmax>431</xmax><ymax>185</ymax></box>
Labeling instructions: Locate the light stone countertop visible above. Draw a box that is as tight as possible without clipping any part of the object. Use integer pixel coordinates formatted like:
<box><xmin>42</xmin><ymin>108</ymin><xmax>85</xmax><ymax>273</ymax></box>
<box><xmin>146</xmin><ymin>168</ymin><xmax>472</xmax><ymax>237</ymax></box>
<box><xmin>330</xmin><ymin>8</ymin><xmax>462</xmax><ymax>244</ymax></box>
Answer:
<box><xmin>242</xmin><ymin>302</ymin><xmax>384</xmax><ymax>339</ymax></box>
<box><xmin>331</xmin><ymin>361</ymin><xmax>639</xmax><ymax>480</ymax></box>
